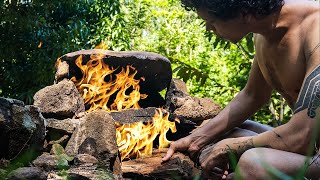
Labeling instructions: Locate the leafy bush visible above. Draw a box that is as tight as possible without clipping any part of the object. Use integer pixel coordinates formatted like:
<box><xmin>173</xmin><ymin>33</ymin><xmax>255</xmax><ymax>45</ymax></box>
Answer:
<box><xmin>0</xmin><ymin>0</ymin><xmax>291</xmax><ymax>125</ymax></box>
<box><xmin>0</xmin><ymin>0</ymin><xmax>129</xmax><ymax>104</ymax></box>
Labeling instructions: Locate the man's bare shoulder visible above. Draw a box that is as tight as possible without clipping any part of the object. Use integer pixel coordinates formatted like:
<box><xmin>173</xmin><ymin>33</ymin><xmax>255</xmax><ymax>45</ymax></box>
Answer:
<box><xmin>302</xmin><ymin>6</ymin><xmax>320</xmax><ymax>64</ymax></box>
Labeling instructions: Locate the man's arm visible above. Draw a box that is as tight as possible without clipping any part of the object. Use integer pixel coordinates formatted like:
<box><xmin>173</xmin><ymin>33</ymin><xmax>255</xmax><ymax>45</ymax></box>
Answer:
<box><xmin>191</xmin><ymin>59</ymin><xmax>273</xmax><ymax>147</ymax></box>
<box><xmin>253</xmin><ymin>15</ymin><xmax>320</xmax><ymax>155</ymax></box>
<box><xmin>163</xmin><ymin>57</ymin><xmax>273</xmax><ymax>161</ymax></box>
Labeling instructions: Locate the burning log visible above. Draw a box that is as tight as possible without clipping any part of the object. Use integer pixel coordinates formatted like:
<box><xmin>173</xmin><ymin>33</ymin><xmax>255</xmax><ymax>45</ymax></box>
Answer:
<box><xmin>110</xmin><ymin>107</ymin><xmax>166</xmax><ymax>124</ymax></box>
<box><xmin>115</xmin><ymin>108</ymin><xmax>178</xmax><ymax>161</ymax></box>
<box><xmin>121</xmin><ymin>149</ymin><xmax>200</xmax><ymax>179</ymax></box>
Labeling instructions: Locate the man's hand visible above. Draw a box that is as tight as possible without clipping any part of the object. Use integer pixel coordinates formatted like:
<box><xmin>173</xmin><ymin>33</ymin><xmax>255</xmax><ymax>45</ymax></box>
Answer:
<box><xmin>199</xmin><ymin>137</ymin><xmax>254</xmax><ymax>177</ymax></box>
<box><xmin>162</xmin><ymin>134</ymin><xmax>206</xmax><ymax>162</ymax></box>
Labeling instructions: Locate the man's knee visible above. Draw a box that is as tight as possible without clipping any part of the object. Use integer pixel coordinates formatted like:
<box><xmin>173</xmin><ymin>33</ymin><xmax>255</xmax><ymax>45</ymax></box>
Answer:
<box><xmin>239</xmin><ymin>120</ymin><xmax>273</xmax><ymax>134</ymax></box>
<box><xmin>236</xmin><ymin>148</ymin><xmax>266</xmax><ymax>179</ymax></box>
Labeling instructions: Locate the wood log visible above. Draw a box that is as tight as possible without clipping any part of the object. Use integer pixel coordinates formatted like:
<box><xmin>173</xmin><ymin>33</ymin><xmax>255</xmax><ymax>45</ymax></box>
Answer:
<box><xmin>121</xmin><ymin>149</ymin><xmax>201</xmax><ymax>179</ymax></box>
<box><xmin>110</xmin><ymin>107</ymin><xmax>160</xmax><ymax>124</ymax></box>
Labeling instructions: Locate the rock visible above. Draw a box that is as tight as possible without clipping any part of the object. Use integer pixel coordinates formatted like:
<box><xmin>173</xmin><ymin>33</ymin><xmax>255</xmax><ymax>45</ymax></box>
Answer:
<box><xmin>173</xmin><ymin>96</ymin><xmax>221</xmax><ymax>123</ymax></box>
<box><xmin>46</xmin><ymin>118</ymin><xmax>79</xmax><ymax>134</ymax></box>
<box><xmin>65</xmin><ymin>110</ymin><xmax>121</xmax><ymax>176</ymax></box>
<box><xmin>48</xmin><ymin>166</ymin><xmax>115</xmax><ymax>180</ymax></box>
<box><xmin>33</xmin><ymin>151</ymin><xmax>72</xmax><ymax>171</ymax></box>
<box><xmin>57</xmin><ymin>49</ymin><xmax>172</xmax><ymax>93</ymax></box>
<box><xmin>165</xmin><ymin>78</ymin><xmax>189</xmax><ymax>113</ymax></box>
<box><xmin>27</xmin><ymin>105</ymin><xmax>47</xmax><ymax>147</ymax></box>
<box><xmin>32</xmin><ymin>153</ymin><xmax>60</xmax><ymax>170</ymax></box>
<box><xmin>0</xmin><ymin>97</ymin><xmax>46</xmax><ymax>159</ymax></box>
<box><xmin>69</xmin><ymin>166</ymin><xmax>115</xmax><ymax>180</ymax></box>
<box><xmin>44</xmin><ymin>118</ymin><xmax>79</xmax><ymax>152</ymax></box>
<box><xmin>33</xmin><ymin>79</ymin><xmax>85</xmax><ymax>119</ymax></box>
<box><xmin>74</xmin><ymin>154</ymin><xmax>98</xmax><ymax>166</ymax></box>
<box><xmin>164</xmin><ymin>79</ymin><xmax>221</xmax><ymax>124</ymax></box>
<box><xmin>78</xmin><ymin>137</ymin><xmax>98</xmax><ymax>156</ymax></box>
<box><xmin>171</xmin><ymin>78</ymin><xmax>189</xmax><ymax>94</ymax></box>
<box><xmin>6</xmin><ymin>167</ymin><xmax>47</xmax><ymax>180</ymax></box>
<box><xmin>55</xmin><ymin>59</ymin><xmax>69</xmax><ymax>83</ymax></box>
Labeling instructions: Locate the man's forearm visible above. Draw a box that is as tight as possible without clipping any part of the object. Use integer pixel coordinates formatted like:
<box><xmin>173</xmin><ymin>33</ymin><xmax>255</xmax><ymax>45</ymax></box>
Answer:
<box><xmin>253</xmin><ymin>112</ymin><xmax>316</xmax><ymax>155</ymax></box>
<box><xmin>191</xmin><ymin>89</ymin><xmax>270</xmax><ymax>147</ymax></box>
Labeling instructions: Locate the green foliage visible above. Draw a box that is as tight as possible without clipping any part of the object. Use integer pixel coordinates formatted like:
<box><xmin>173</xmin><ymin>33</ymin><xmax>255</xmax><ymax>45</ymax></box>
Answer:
<box><xmin>0</xmin><ymin>0</ymin><xmax>291</xmax><ymax>124</ymax></box>
<box><xmin>51</xmin><ymin>144</ymin><xmax>73</xmax><ymax>170</ymax></box>
<box><xmin>0</xmin><ymin>0</ymin><xmax>129</xmax><ymax>104</ymax></box>
<box><xmin>0</xmin><ymin>147</ymin><xmax>40</xmax><ymax>179</ymax></box>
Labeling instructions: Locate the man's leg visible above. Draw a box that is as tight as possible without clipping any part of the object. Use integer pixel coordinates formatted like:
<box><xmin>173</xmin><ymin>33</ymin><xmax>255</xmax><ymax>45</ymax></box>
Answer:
<box><xmin>215</xmin><ymin>120</ymin><xmax>272</xmax><ymax>142</ymax></box>
<box><xmin>238</xmin><ymin>120</ymin><xmax>273</xmax><ymax>134</ymax></box>
<box><xmin>197</xmin><ymin>124</ymin><xmax>266</xmax><ymax>179</ymax></box>
<box><xmin>197</xmin><ymin>120</ymin><xmax>273</xmax><ymax>178</ymax></box>
<box><xmin>235</xmin><ymin>148</ymin><xmax>320</xmax><ymax>179</ymax></box>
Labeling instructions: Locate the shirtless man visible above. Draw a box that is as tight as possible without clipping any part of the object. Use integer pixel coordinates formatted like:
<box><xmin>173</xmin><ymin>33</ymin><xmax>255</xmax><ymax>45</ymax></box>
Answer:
<box><xmin>162</xmin><ymin>0</ymin><xmax>320</xmax><ymax>179</ymax></box>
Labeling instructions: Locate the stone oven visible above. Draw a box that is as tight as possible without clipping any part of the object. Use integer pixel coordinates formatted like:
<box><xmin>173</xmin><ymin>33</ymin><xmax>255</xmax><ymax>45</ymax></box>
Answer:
<box><xmin>0</xmin><ymin>49</ymin><xmax>221</xmax><ymax>179</ymax></box>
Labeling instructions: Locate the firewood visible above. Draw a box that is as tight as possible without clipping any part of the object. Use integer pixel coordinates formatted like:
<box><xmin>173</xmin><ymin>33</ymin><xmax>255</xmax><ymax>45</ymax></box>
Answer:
<box><xmin>121</xmin><ymin>149</ymin><xmax>200</xmax><ymax>179</ymax></box>
<box><xmin>111</xmin><ymin>107</ymin><xmax>161</xmax><ymax>124</ymax></box>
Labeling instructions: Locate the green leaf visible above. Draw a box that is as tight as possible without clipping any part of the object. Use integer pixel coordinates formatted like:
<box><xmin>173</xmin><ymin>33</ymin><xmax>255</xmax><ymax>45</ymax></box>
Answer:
<box><xmin>59</xmin><ymin>154</ymin><xmax>74</xmax><ymax>162</ymax></box>
<box><xmin>246</xmin><ymin>33</ymin><xmax>254</xmax><ymax>53</ymax></box>
<box><xmin>51</xmin><ymin>144</ymin><xmax>65</xmax><ymax>155</ymax></box>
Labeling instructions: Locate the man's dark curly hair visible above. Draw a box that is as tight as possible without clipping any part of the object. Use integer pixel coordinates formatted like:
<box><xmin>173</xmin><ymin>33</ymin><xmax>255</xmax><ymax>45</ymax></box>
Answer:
<box><xmin>181</xmin><ymin>0</ymin><xmax>284</xmax><ymax>20</ymax></box>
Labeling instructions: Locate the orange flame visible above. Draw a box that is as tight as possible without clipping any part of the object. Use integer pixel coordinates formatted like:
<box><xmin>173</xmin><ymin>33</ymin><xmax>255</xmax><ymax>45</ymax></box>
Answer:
<box><xmin>71</xmin><ymin>54</ymin><xmax>147</xmax><ymax>112</ymax></box>
<box><xmin>71</xmin><ymin>53</ymin><xmax>178</xmax><ymax>160</ymax></box>
<box><xmin>116</xmin><ymin>109</ymin><xmax>179</xmax><ymax>160</ymax></box>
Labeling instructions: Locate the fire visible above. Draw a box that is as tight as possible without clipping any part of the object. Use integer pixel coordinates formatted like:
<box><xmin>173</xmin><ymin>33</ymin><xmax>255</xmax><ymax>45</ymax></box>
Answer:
<box><xmin>71</xmin><ymin>53</ymin><xmax>178</xmax><ymax>160</ymax></box>
<box><xmin>116</xmin><ymin>109</ymin><xmax>179</xmax><ymax>160</ymax></box>
<box><xmin>71</xmin><ymin>54</ymin><xmax>147</xmax><ymax>112</ymax></box>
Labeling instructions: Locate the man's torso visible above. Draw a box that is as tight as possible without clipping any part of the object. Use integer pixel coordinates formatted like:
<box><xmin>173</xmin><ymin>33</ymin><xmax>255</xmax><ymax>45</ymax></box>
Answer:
<box><xmin>254</xmin><ymin>1</ymin><xmax>320</xmax><ymax>109</ymax></box>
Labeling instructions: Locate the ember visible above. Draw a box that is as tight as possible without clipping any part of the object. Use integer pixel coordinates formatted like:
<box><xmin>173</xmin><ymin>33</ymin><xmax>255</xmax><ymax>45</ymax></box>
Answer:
<box><xmin>70</xmin><ymin>54</ymin><xmax>178</xmax><ymax>160</ymax></box>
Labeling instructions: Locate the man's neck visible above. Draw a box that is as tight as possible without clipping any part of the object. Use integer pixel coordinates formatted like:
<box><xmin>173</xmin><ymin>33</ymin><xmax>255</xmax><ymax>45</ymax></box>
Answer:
<box><xmin>252</xmin><ymin>0</ymin><xmax>318</xmax><ymax>42</ymax></box>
